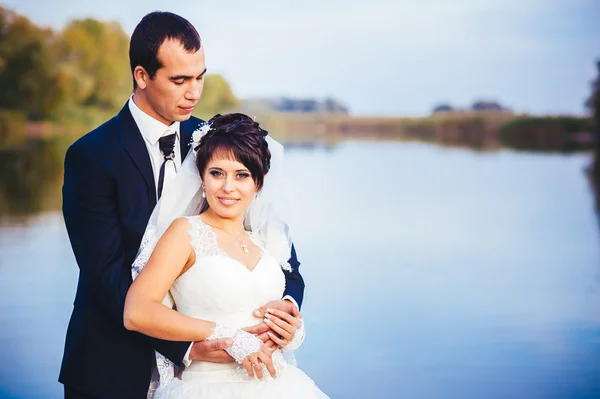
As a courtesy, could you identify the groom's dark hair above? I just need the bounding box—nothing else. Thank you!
[129,11,202,89]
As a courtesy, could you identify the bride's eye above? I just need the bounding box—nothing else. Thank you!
[210,170,224,177]
[236,173,250,179]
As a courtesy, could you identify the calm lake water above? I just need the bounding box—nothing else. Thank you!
[1,140,599,398]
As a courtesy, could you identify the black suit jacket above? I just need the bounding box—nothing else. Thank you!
[59,103,305,399]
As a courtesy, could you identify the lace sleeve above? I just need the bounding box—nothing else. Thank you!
[206,324,262,363]
[281,318,305,352]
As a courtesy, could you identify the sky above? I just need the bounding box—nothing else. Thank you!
[3,0,599,116]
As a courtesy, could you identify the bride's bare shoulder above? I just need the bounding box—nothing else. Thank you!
[166,217,195,237]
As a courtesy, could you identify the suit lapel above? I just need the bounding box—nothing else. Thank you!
[117,102,157,206]
[117,105,203,207]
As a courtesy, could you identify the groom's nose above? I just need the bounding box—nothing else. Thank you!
[186,81,202,101]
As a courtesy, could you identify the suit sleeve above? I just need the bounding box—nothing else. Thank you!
[62,143,190,365]
[282,244,306,309]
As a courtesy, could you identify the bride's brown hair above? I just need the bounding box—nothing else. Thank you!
[194,113,271,191]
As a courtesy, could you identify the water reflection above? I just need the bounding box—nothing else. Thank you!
[285,142,600,398]
[0,137,599,398]
[0,139,67,220]
[1,134,599,229]
[590,156,600,230]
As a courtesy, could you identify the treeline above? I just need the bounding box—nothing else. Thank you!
[499,116,593,152]
[432,100,509,113]
[252,111,593,154]
[0,7,238,128]
[586,60,600,213]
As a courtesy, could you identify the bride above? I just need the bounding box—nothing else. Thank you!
[123,113,328,398]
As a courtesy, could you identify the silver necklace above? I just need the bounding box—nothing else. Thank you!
[204,216,249,254]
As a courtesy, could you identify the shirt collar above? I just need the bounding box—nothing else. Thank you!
[128,94,180,145]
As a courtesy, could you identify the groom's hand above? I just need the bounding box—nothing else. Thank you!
[189,338,235,363]
[253,299,295,319]
[243,322,277,350]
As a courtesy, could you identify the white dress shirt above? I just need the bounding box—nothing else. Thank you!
[128,96,194,364]
[128,96,181,199]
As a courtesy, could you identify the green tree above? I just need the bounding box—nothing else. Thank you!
[0,8,241,126]
[0,7,64,119]
[586,60,600,214]
[587,61,600,152]
[55,18,130,110]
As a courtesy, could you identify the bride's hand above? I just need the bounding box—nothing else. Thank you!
[242,322,277,350]
[241,344,276,380]
[264,307,302,347]
[253,299,295,319]
[244,299,299,349]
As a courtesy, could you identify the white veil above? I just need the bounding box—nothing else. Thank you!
[132,134,293,278]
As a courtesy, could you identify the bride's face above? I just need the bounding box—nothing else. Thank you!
[202,155,257,220]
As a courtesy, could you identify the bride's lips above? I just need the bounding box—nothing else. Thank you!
[217,197,240,206]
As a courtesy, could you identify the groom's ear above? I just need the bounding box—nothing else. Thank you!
[133,66,149,90]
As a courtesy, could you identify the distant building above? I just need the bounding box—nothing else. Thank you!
[240,97,349,115]
[471,100,508,112]
[431,100,511,115]
[432,103,454,113]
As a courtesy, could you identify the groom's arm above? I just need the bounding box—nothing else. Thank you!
[63,141,191,365]
[282,244,305,309]
[244,245,304,350]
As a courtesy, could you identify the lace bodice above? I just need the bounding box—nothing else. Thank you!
[172,217,286,378]
[143,216,290,397]
[170,216,285,326]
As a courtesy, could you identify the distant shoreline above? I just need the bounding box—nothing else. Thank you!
[10,111,595,154]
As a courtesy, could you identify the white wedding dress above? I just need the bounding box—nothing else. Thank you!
[153,215,328,398]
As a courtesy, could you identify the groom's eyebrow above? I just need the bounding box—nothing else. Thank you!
[169,68,208,81]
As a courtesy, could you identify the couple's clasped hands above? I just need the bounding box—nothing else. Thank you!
[189,300,303,379]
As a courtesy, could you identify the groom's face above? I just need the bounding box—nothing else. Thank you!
[137,39,206,125]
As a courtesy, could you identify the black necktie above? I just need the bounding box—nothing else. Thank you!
[157,133,177,199]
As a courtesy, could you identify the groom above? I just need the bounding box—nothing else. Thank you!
[60,11,305,399]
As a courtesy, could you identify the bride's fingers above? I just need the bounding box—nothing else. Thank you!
[267,308,302,328]
[258,350,277,378]
[264,338,277,350]
[265,311,295,329]
[252,355,264,380]
[264,315,294,340]
[256,332,270,343]
[267,331,289,347]
[242,321,269,335]
[242,358,254,378]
